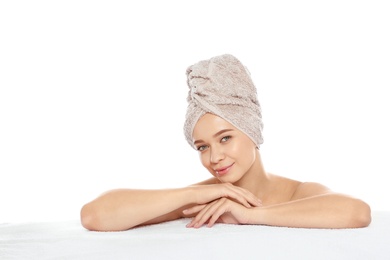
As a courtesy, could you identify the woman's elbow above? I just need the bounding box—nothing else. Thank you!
[80,203,103,231]
[348,200,371,228]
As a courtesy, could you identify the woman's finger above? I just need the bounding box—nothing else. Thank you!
[192,184,261,208]
[206,200,229,227]
[224,184,262,207]
[182,204,206,215]
[191,199,227,228]
[186,201,218,228]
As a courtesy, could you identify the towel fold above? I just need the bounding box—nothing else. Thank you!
[184,54,264,149]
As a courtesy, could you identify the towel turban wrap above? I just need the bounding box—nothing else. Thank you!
[184,54,264,149]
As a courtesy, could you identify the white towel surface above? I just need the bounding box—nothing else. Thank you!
[1,211,389,260]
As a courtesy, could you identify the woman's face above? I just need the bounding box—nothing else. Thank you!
[192,113,257,183]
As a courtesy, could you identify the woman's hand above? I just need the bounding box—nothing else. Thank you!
[189,183,262,208]
[183,197,257,228]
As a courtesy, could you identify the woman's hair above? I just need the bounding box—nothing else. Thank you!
[184,54,264,149]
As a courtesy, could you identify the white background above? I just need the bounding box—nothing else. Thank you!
[1,1,389,224]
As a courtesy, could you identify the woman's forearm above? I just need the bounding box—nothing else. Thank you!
[80,188,194,231]
[80,183,262,231]
[248,194,371,229]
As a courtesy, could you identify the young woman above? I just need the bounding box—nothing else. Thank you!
[80,54,371,231]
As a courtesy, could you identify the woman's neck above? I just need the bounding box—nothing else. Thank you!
[233,150,271,199]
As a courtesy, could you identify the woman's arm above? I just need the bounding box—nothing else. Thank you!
[81,188,191,231]
[248,193,371,228]
[80,183,262,231]
[184,182,371,229]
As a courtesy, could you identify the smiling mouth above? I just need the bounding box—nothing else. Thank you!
[215,163,234,177]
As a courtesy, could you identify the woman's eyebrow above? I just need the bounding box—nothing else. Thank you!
[213,129,234,138]
[194,129,234,145]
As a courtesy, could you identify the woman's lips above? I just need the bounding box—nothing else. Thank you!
[215,163,234,177]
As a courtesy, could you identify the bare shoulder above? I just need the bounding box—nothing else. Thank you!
[291,181,332,200]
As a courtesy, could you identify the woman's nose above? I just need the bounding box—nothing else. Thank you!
[210,146,224,164]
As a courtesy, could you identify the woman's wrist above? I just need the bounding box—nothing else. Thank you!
[247,206,266,225]
[183,185,211,205]
[182,186,198,205]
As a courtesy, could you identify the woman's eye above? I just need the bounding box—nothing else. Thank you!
[221,136,231,142]
[197,145,207,151]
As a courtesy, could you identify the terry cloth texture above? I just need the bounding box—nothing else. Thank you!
[184,54,264,149]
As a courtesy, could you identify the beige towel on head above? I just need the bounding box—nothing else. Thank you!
[184,54,264,149]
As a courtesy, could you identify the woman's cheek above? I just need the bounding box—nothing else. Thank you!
[199,153,207,166]
[200,153,215,176]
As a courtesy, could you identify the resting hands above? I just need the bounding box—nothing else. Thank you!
[184,197,254,228]
[189,183,261,208]
[184,183,262,228]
